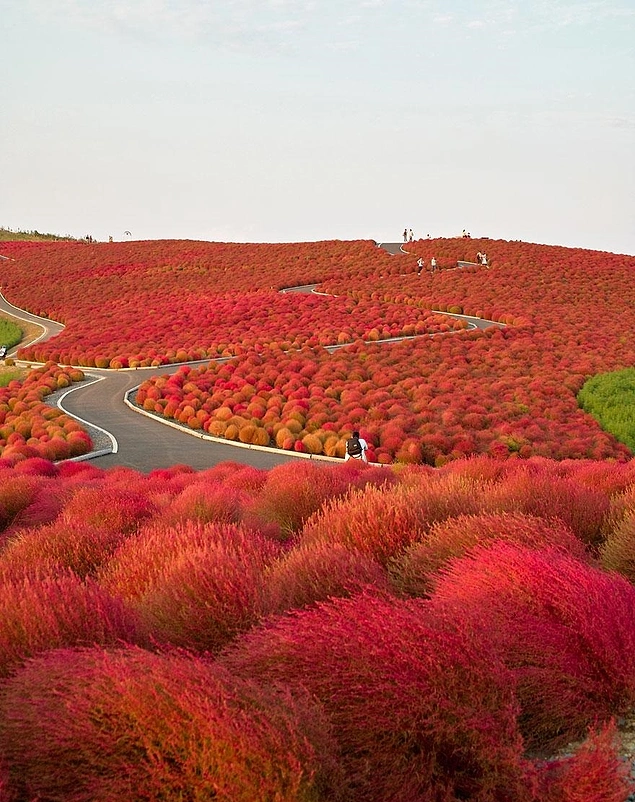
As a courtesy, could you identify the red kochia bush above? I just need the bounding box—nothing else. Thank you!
[220,593,532,802]
[59,485,156,535]
[160,480,247,525]
[298,472,491,565]
[0,573,142,677]
[389,512,590,598]
[244,461,359,539]
[491,471,611,548]
[429,543,635,750]
[263,541,392,615]
[0,520,132,582]
[99,521,280,652]
[297,484,430,565]
[0,646,346,802]
[538,721,634,802]
[0,765,11,802]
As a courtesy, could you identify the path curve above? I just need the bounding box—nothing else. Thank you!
[0,268,502,471]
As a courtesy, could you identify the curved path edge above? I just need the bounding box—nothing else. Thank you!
[0,283,503,471]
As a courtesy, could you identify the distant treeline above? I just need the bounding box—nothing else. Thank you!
[0,227,76,242]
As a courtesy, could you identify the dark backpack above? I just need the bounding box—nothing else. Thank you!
[346,436,363,457]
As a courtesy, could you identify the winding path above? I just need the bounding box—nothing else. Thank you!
[0,250,500,472]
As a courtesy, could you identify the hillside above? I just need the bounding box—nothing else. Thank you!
[0,236,632,465]
[0,226,76,242]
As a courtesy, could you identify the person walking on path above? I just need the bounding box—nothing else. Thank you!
[417,257,425,274]
[403,229,408,243]
[408,228,414,242]
[345,431,368,463]
[430,257,437,272]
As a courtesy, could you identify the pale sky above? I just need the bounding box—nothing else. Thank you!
[2,1,634,253]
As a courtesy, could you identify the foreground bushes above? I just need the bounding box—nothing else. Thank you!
[0,455,634,799]
[0,647,344,802]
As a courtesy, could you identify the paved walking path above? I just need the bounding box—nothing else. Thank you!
[0,263,500,471]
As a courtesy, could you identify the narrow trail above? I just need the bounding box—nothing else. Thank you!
[0,249,500,472]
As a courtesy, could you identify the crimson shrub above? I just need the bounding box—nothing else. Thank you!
[390,512,589,597]
[0,646,346,802]
[221,592,532,802]
[0,573,143,677]
[429,543,635,750]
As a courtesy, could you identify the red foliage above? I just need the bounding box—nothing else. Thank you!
[298,483,430,564]
[429,543,635,750]
[538,722,634,802]
[0,646,345,802]
[220,592,532,802]
[2,237,635,464]
[390,512,590,597]
[59,485,156,534]
[263,541,391,614]
[98,520,280,652]
[0,363,91,462]
[490,469,611,547]
[161,480,247,525]
[0,573,143,677]
[244,460,363,539]
[299,471,494,564]
[0,519,132,582]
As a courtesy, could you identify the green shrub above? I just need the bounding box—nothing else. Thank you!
[578,368,635,453]
[0,317,22,351]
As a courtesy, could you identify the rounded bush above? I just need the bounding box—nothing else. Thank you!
[264,541,391,614]
[390,512,589,597]
[221,592,530,802]
[429,542,635,750]
[0,573,143,677]
[0,646,346,802]
[600,512,635,581]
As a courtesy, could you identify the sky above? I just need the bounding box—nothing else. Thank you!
[1,0,634,253]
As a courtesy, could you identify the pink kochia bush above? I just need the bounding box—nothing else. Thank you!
[389,512,590,598]
[0,646,345,802]
[220,592,533,802]
[428,542,635,750]
[98,521,281,652]
[0,572,142,678]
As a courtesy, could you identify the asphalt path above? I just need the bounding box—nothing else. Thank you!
[0,257,500,471]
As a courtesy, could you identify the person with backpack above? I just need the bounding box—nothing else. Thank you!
[345,430,368,463]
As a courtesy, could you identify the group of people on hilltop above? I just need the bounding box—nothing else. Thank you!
[403,229,433,242]
[416,256,437,274]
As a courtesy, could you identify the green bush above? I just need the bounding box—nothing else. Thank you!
[0,316,22,350]
[578,368,635,453]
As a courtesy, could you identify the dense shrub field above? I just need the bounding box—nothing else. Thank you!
[1,236,634,463]
[0,362,91,463]
[1,455,635,799]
